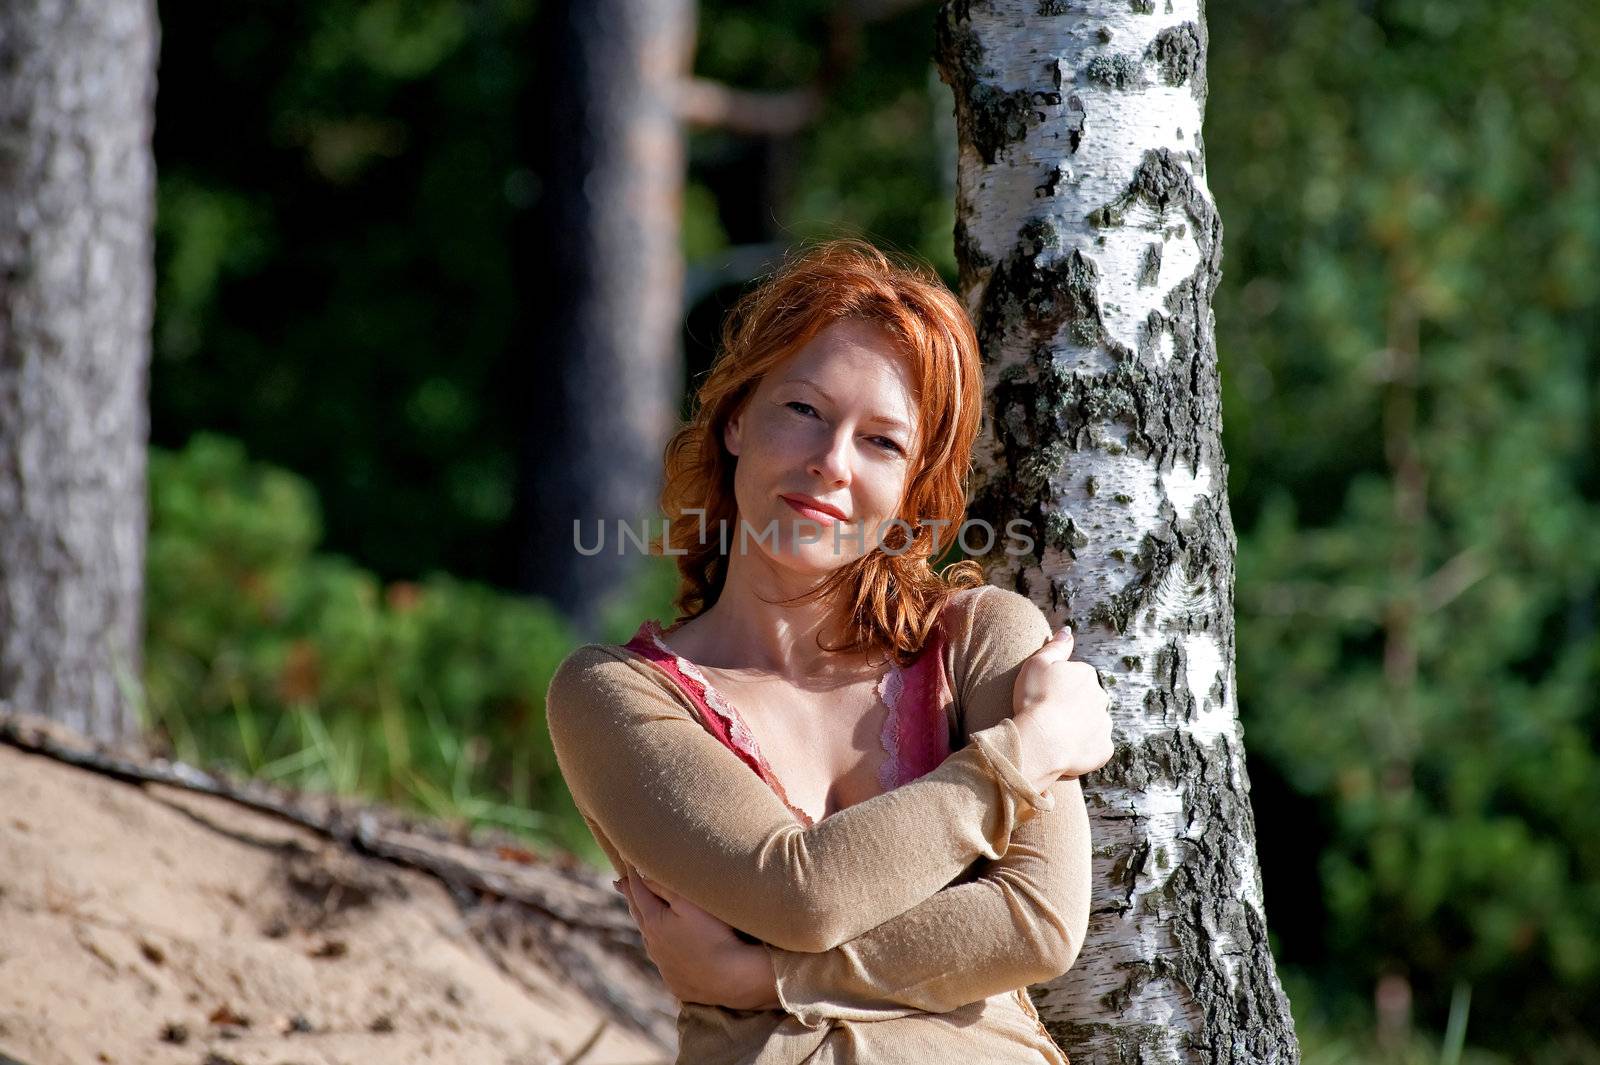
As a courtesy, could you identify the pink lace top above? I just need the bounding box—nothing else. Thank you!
[622,619,954,828]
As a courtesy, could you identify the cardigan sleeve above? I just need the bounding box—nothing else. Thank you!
[764,779,1090,1022]
[544,611,1057,954]
[765,586,1094,1022]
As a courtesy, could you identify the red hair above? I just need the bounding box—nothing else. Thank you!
[655,238,984,665]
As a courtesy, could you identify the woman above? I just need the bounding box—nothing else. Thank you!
[545,239,1113,1063]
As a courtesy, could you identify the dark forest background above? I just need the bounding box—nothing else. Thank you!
[141,1,1600,1061]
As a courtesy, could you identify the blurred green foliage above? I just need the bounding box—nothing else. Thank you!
[145,0,1599,1058]
[152,0,532,584]
[1207,0,1600,1045]
[143,434,599,860]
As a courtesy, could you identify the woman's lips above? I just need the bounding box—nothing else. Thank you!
[781,496,843,525]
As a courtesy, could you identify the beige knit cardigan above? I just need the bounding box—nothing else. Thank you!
[545,584,1092,1063]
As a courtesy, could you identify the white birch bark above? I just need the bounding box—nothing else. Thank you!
[0,0,159,744]
[936,2,1299,1060]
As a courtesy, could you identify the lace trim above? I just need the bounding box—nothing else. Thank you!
[638,620,815,827]
[633,619,945,820]
[641,622,763,762]
[875,662,909,792]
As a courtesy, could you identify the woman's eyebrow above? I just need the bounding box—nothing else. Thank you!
[787,378,912,433]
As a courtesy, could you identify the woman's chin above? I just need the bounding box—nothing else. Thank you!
[766,542,863,577]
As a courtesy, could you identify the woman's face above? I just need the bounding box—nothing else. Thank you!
[724,318,921,576]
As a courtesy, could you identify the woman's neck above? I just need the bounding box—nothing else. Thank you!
[669,549,861,683]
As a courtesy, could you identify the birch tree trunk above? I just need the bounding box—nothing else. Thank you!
[936,2,1299,1060]
[0,0,159,744]
[513,0,690,634]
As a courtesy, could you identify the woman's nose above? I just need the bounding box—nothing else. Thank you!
[808,431,853,486]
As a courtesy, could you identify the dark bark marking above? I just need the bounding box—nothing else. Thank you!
[1146,639,1198,723]
[1094,152,1227,445]
[971,84,1048,164]
[1086,53,1144,90]
[1088,488,1234,636]
[1138,242,1163,287]
[1065,93,1087,152]
[976,216,1110,350]
[1207,668,1228,714]
[970,354,1072,575]
[937,4,1061,165]
[953,213,994,278]
[1053,1022,1189,1064]
[1088,148,1219,260]
[1037,163,1073,198]
[1150,22,1205,98]
[1107,839,1151,912]
[1045,511,1091,556]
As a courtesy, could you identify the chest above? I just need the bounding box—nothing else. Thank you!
[697,670,893,823]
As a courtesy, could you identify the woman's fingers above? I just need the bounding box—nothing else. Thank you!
[616,877,643,926]
[638,872,675,901]
[613,864,658,928]
[1033,626,1075,660]
[626,867,668,922]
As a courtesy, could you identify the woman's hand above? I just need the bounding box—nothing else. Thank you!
[1012,626,1114,790]
[615,865,782,1012]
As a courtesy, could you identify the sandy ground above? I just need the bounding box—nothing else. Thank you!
[0,743,675,1065]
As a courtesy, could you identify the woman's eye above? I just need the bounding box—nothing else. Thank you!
[784,401,901,454]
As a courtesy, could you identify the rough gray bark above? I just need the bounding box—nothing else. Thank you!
[515,0,691,635]
[0,0,159,744]
[935,2,1299,1061]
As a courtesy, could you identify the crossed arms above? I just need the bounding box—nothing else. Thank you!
[545,585,1091,1022]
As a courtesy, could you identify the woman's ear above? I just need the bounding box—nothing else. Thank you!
[723,409,743,457]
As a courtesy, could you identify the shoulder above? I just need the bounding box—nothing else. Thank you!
[936,585,1053,733]
[941,584,1053,644]
[548,642,623,686]
[939,585,1054,693]
[544,641,684,732]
